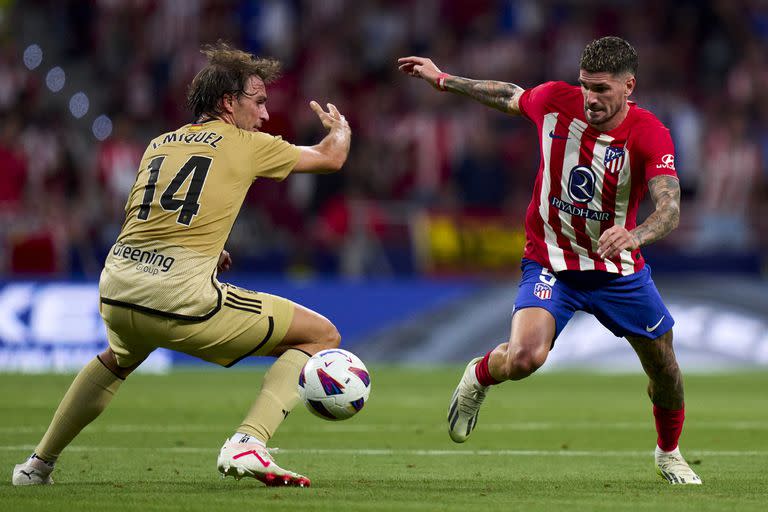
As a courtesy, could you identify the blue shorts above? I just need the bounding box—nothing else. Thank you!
[514,259,674,343]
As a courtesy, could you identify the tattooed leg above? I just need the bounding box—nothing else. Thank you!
[627,330,684,409]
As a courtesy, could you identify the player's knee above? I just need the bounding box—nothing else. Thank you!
[499,346,547,380]
[317,319,341,349]
[98,348,140,379]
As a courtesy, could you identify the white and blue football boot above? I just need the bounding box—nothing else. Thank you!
[447,357,488,443]
[655,446,702,485]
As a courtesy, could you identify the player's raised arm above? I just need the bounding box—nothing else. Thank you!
[293,101,351,174]
[397,56,525,115]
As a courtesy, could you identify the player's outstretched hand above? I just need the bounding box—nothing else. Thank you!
[217,250,232,273]
[310,101,349,133]
[397,56,443,88]
[598,226,640,259]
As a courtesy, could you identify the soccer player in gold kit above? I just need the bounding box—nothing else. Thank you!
[12,43,351,488]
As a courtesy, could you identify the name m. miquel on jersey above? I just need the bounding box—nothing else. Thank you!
[151,130,224,150]
[112,241,175,275]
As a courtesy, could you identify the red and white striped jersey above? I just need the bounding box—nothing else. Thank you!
[518,81,677,275]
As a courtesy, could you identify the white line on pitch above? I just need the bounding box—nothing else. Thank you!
[2,421,767,435]
[1,445,767,457]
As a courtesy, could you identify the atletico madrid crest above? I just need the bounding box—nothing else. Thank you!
[533,283,552,300]
[604,145,625,173]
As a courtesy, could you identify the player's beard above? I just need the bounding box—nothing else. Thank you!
[585,104,613,129]
[585,105,604,121]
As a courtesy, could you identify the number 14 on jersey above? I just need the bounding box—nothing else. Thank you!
[137,155,212,226]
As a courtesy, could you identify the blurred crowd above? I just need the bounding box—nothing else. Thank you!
[0,0,766,278]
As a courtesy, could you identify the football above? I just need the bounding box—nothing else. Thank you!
[298,349,371,421]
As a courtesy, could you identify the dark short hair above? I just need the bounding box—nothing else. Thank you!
[186,41,281,118]
[579,36,638,76]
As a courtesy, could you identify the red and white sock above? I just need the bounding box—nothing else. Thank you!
[474,351,500,387]
[653,403,685,452]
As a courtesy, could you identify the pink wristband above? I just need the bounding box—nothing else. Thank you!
[436,72,450,91]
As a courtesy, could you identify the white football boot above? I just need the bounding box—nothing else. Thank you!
[217,439,310,487]
[447,357,489,443]
[12,454,54,486]
[655,446,702,485]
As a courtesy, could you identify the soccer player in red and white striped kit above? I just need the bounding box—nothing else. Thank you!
[399,36,701,485]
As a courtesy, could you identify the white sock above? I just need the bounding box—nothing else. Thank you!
[229,432,265,445]
[655,445,681,456]
[31,453,55,468]
[467,363,484,388]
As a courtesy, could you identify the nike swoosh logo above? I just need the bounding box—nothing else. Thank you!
[645,316,665,332]
[548,130,568,140]
[324,361,333,367]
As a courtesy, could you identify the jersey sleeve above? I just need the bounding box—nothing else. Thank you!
[518,81,565,121]
[634,121,677,182]
[249,132,301,181]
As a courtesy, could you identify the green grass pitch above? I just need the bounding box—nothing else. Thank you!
[1,368,767,511]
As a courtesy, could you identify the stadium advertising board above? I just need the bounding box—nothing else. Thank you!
[0,279,478,373]
[0,283,170,373]
[412,212,526,275]
[3,279,765,372]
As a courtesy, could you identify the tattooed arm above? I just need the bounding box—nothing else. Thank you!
[397,56,525,115]
[443,76,524,114]
[632,175,681,246]
[598,175,681,259]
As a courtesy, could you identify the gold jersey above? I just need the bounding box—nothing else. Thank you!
[99,120,300,320]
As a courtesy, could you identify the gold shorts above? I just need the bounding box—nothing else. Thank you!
[100,284,295,367]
